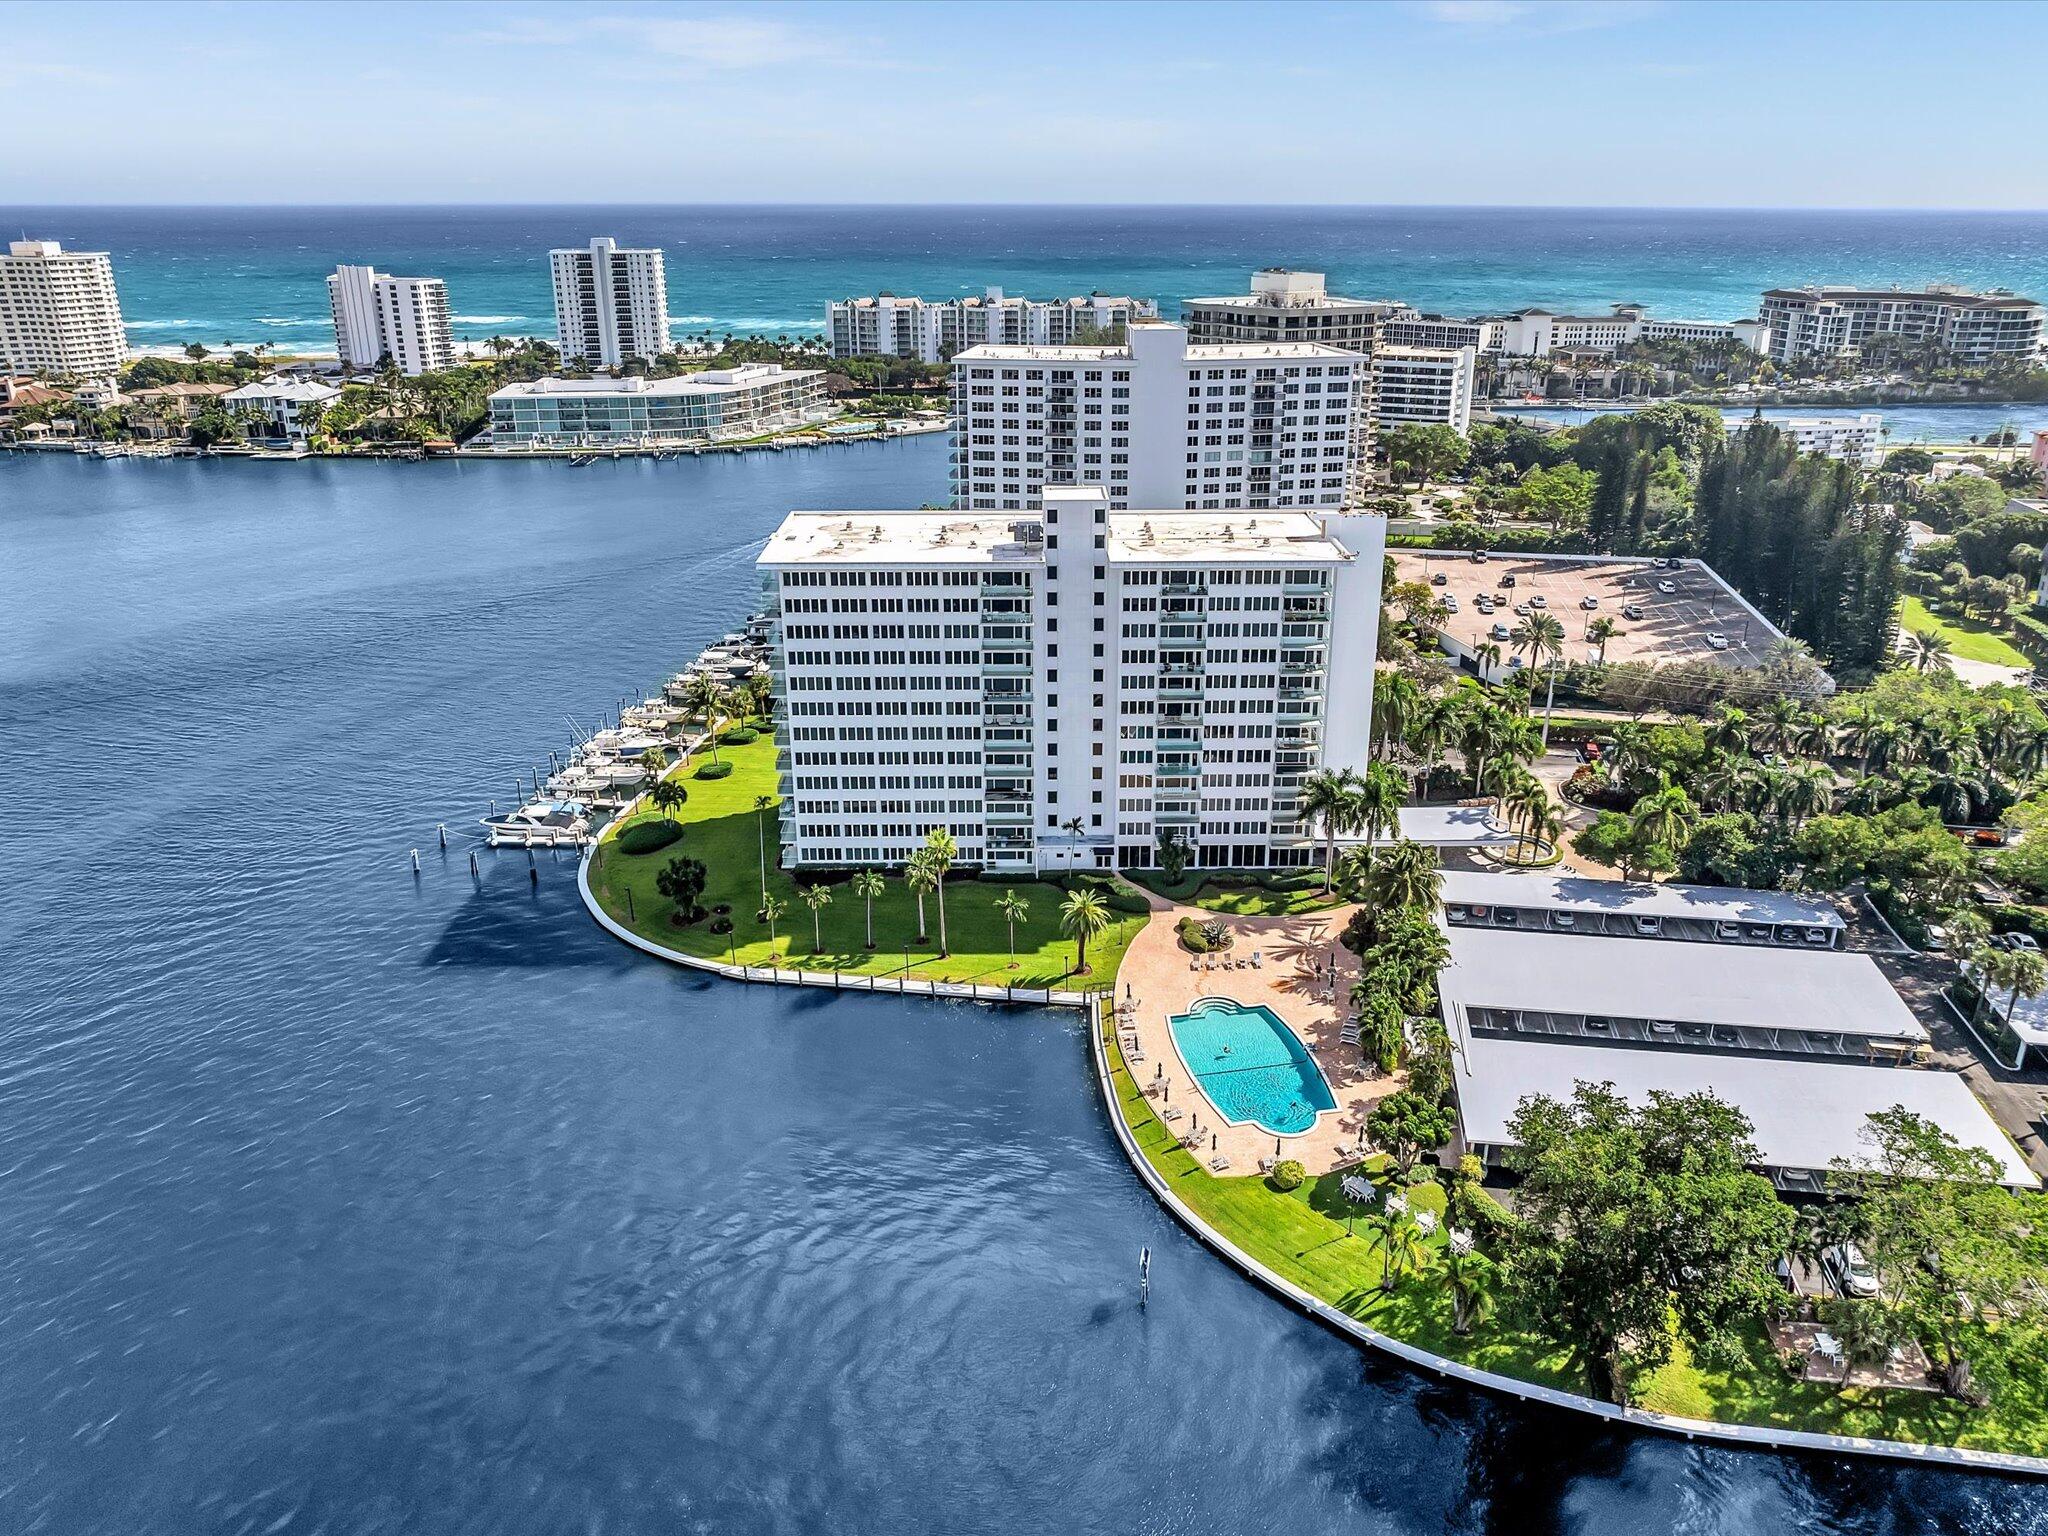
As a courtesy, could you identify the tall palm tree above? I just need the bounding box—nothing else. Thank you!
[1356,761,1405,849]
[1586,615,1618,664]
[1458,703,1503,798]
[1706,704,1751,759]
[1628,776,1699,858]
[1833,701,1880,768]
[648,779,688,821]
[1373,671,1422,756]
[1364,1193,1429,1294]
[1059,888,1111,976]
[2001,949,2048,1034]
[1756,696,1804,757]
[995,889,1030,968]
[639,745,670,788]
[1503,773,1556,860]
[799,882,832,954]
[1508,612,1564,672]
[682,674,726,765]
[761,893,786,955]
[904,851,937,944]
[922,827,958,956]
[850,868,885,950]
[1776,762,1835,829]
[1299,766,1363,894]
[1902,629,1953,674]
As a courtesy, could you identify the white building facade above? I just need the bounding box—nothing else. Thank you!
[828,287,1159,361]
[949,321,1362,513]
[1736,412,1885,466]
[550,238,672,368]
[327,265,455,375]
[487,365,826,447]
[1758,285,2045,366]
[761,487,1385,876]
[1179,270,1398,351]
[0,240,129,377]
[1493,305,1768,358]
[1371,345,1475,434]
[223,378,343,444]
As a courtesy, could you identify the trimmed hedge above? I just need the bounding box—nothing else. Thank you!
[616,818,684,855]
[1066,873,1152,915]
[695,761,734,780]
[718,726,761,746]
[1270,1159,1306,1192]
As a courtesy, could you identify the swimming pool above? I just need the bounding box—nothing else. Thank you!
[1166,997,1337,1137]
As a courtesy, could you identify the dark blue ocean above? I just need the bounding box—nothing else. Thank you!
[1,437,2042,1533]
[7,204,2048,358]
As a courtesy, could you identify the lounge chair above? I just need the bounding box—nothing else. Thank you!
[1252,952,1263,969]
[1209,1155,1232,1173]
[1163,1106,1184,1123]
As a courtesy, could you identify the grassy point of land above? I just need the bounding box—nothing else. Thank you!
[1097,1011,2048,1454]
[1900,593,2031,668]
[588,730,1146,991]
[1130,869,1347,917]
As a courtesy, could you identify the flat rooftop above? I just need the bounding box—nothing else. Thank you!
[1439,871,1842,929]
[760,507,1359,567]
[1393,552,1790,673]
[1440,926,1924,1043]
[1455,1034,2035,1186]
[491,367,819,401]
[951,340,1360,363]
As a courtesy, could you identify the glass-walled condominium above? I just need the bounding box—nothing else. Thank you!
[487,365,825,447]
[759,487,1385,876]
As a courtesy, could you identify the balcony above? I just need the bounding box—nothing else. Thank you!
[1281,624,1327,645]
[1155,803,1199,825]
[1159,622,1205,642]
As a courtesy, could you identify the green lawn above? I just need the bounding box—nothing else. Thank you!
[588,730,1147,991]
[1098,1014,2048,1454]
[1130,868,1347,916]
[1901,594,2031,668]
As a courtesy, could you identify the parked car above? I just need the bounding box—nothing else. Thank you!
[1430,571,1448,586]
[1512,601,1531,616]
[1706,632,1730,650]
[1657,580,1678,594]
[1633,915,1661,936]
[1821,1242,1882,1299]
[1498,573,1517,588]
[1580,595,1599,610]
[1715,920,1742,940]
[1489,623,1512,641]
[1528,593,1547,608]
[1575,740,1603,763]
[1442,595,1460,613]
[2009,933,2040,953]
[1471,549,1490,563]
[1622,603,1644,620]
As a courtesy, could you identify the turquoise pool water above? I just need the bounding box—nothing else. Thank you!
[1167,997,1337,1137]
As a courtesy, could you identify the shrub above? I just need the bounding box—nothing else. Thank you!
[708,916,734,935]
[1176,915,1213,952]
[616,818,683,855]
[718,726,760,746]
[1270,1160,1306,1192]
[695,760,734,780]
[1065,873,1150,914]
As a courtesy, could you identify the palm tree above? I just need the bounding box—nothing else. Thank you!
[638,746,670,788]
[1356,761,1405,849]
[850,868,885,950]
[1777,762,1835,829]
[2001,949,2047,1034]
[799,882,832,954]
[1586,615,1619,664]
[753,794,774,903]
[1373,671,1422,755]
[1508,612,1563,672]
[904,851,937,944]
[683,674,727,765]
[760,893,786,955]
[1931,765,1991,824]
[1503,773,1556,860]
[1299,766,1363,894]
[996,889,1030,968]
[1059,888,1112,976]
[1628,777,1698,863]
[1440,1230,1498,1336]
[1706,704,1750,759]
[648,779,688,821]
[1756,696,1803,757]
[1902,628,1953,674]
[1364,1192,1429,1294]
[922,827,957,956]
[1458,703,1503,798]
[1364,839,1443,916]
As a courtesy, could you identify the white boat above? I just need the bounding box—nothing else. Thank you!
[577,727,672,762]
[481,799,591,847]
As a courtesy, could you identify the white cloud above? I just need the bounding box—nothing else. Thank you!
[480,12,858,70]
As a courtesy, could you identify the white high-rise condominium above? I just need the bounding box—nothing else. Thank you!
[760,486,1386,876]
[550,238,672,368]
[1371,345,1476,435]
[1758,285,2045,366]
[828,288,1160,361]
[949,321,1363,513]
[1179,270,1400,350]
[0,240,128,377]
[326,265,455,375]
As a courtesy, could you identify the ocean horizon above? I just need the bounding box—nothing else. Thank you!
[7,203,2048,359]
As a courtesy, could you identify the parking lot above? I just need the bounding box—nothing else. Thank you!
[1392,552,1781,672]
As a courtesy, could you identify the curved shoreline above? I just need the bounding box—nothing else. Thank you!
[1083,998,2048,1479]
[574,818,2047,1475]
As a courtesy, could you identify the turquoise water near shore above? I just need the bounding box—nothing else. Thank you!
[6,204,2048,357]
[1500,402,2048,444]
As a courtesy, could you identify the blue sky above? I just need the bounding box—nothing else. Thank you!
[3,0,2042,208]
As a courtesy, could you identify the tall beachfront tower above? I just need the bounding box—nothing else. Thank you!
[326,265,455,375]
[827,288,1160,361]
[0,239,128,377]
[948,320,1365,514]
[549,238,672,368]
[759,486,1385,876]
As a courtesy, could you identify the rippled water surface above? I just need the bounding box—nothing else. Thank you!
[3,441,2044,1533]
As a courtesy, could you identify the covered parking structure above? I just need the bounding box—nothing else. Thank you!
[1439,926,1923,1061]
[1454,1033,2037,1191]
[1440,871,1843,948]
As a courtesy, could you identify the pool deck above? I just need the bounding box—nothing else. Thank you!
[1113,901,1402,1175]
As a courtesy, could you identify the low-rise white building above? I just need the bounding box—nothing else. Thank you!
[1379,312,1499,353]
[1371,344,1475,434]
[1733,412,1884,465]
[950,320,1363,513]
[828,287,1158,361]
[223,378,342,444]
[0,239,129,377]
[487,365,827,447]
[327,264,455,375]
[760,485,1385,875]
[1494,304,1768,358]
[1760,284,2045,366]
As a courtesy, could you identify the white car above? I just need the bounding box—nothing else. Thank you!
[1442,595,1460,613]
[1489,623,1512,641]
[1822,1242,1881,1299]
[1656,580,1678,595]
[1528,593,1547,608]
[1580,595,1599,610]
[1706,632,1729,650]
